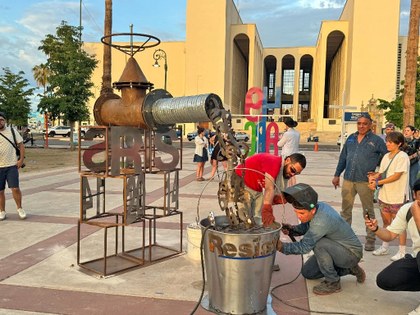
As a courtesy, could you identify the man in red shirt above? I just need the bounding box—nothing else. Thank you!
[235,152,306,227]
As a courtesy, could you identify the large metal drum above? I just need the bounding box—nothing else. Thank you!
[201,216,280,314]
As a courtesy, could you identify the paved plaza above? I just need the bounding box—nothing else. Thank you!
[0,145,418,315]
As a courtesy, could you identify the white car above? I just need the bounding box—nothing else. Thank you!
[234,132,249,142]
[43,126,71,137]
[44,126,87,137]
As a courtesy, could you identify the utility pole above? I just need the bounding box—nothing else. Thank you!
[79,0,82,41]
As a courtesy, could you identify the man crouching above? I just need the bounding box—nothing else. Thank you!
[277,183,365,295]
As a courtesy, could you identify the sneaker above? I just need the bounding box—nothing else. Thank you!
[408,303,420,315]
[0,211,6,221]
[364,240,375,251]
[313,280,342,295]
[349,264,366,283]
[390,251,405,261]
[372,246,389,256]
[17,208,26,220]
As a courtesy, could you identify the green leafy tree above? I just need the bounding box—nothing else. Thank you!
[0,67,35,127]
[378,57,420,129]
[37,21,98,147]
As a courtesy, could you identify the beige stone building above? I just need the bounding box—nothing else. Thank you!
[85,0,408,139]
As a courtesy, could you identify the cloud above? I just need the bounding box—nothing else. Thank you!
[238,0,343,47]
[17,1,80,37]
[298,0,345,9]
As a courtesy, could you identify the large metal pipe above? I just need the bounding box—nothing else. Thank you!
[93,56,223,130]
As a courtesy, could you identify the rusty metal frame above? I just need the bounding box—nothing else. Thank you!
[143,206,183,262]
[77,125,184,276]
[77,214,145,277]
[78,126,109,175]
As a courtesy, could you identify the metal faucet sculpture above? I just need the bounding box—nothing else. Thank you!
[94,28,255,229]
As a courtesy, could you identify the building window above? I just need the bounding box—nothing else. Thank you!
[396,43,402,95]
[268,72,275,102]
[282,69,294,95]
[299,70,311,92]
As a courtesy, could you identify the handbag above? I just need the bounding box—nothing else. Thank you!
[0,127,25,168]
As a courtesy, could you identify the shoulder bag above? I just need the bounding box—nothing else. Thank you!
[0,127,25,168]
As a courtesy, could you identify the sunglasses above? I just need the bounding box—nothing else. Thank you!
[290,165,300,176]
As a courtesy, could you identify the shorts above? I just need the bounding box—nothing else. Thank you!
[193,148,209,163]
[378,200,404,215]
[0,165,20,190]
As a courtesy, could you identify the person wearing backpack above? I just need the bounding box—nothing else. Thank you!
[0,112,26,220]
[365,178,420,315]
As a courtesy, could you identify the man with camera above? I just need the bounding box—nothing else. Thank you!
[0,112,26,220]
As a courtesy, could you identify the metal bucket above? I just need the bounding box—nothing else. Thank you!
[200,216,280,314]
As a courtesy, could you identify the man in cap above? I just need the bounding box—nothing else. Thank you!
[0,112,26,220]
[277,183,365,295]
[380,122,395,142]
[235,152,306,227]
[332,113,387,251]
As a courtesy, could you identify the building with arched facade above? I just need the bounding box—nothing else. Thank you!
[85,0,406,139]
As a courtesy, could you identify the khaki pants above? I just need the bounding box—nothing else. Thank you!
[341,180,376,242]
[245,187,263,225]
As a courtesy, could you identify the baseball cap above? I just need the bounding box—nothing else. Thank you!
[282,183,318,210]
[385,123,395,129]
[0,112,6,119]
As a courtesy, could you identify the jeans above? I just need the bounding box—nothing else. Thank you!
[341,180,376,242]
[377,253,420,292]
[302,238,360,283]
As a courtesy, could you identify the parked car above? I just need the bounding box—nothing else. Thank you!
[82,127,104,139]
[234,131,249,142]
[337,132,349,146]
[43,126,89,138]
[187,131,197,141]
[43,126,72,137]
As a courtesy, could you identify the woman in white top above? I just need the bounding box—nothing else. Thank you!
[277,117,300,186]
[368,131,410,261]
[193,126,209,181]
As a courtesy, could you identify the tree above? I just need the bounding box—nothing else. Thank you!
[32,63,50,95]
[378,57,420,129]
[0,67,35,127]
[38,21,98,148]
[403,0,420,126]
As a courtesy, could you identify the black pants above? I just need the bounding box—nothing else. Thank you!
[376,253,420,291]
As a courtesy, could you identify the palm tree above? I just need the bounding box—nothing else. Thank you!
[32,63,50,94]
[403,0,420,127]
[32,63,51,147]
[101,0,113,95]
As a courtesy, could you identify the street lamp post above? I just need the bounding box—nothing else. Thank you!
[153,48,168,90]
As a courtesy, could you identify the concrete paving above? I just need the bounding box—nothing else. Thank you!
[0,145,418,315]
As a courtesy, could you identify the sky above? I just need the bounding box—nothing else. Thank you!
[0,0,412,94]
